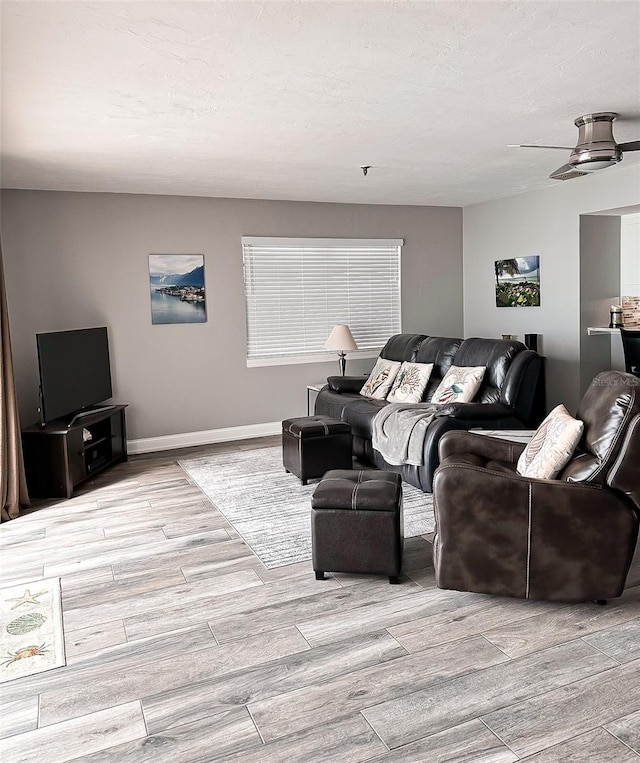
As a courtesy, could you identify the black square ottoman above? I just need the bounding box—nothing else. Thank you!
[311,470,404,583]
[282,416,352,485]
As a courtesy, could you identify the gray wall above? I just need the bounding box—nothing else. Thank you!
[579,215,620,394]
[463,165,640,412]
[1,191,462,440]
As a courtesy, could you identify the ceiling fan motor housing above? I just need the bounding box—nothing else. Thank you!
[569,112,622,169]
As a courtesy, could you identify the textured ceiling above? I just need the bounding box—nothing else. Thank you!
[1,1,639,206]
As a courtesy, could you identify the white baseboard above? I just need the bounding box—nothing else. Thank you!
[127,421,281,455]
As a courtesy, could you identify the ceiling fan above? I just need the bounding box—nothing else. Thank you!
[510,112,640,181]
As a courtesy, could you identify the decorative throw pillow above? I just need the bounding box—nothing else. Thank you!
[360,358,401,400]
[431,366,486,404]
[517,404,584,480]
[386,362,434,403]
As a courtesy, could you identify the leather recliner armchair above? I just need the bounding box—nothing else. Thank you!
[433,371,640,602]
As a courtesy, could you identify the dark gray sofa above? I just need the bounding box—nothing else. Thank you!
[314,333,545,492]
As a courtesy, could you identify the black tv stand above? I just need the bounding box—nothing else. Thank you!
[22,405,128,498]
[67,404,117,428]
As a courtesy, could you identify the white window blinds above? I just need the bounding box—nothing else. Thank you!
[242,237,402,365]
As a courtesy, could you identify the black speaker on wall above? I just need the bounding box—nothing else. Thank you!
[524,334,540,352]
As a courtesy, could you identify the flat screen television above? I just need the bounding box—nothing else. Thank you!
[36,327,113,424]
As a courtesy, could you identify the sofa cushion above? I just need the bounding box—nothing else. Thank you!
[380,334,427,362]
[415,337,462,400]
[453,338,524,404]
[341,397,388,440]
[360,358,401,399]
[517,404,584,480]
[432,366,486,404]
[387,362,433,403]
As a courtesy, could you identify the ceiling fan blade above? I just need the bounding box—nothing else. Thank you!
[618,140,640,152]
[549,164,590,181]
[508,144,573,150]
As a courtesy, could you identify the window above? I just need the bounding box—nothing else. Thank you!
[242,237,402,366]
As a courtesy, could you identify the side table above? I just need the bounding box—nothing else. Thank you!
[307,382,326,415]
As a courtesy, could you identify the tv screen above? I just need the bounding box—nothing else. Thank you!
[36,327,113,423]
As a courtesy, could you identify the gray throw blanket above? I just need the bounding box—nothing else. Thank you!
[372,403,442,466]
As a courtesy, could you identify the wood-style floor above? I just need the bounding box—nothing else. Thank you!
[1,436,639,762]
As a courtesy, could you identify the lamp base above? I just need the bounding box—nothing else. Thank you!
[338,352,347,376]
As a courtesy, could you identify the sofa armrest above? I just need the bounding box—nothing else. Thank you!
[327,375,369,393]
[500,349,545,427]
[434,402,514,421]
[419,412,526,492]
[433,464,639,600]
[438,430,526,464]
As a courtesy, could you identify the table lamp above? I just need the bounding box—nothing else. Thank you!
[325,324,358,376]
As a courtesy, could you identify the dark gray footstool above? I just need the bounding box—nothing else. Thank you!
[282,416,352,485]
[311,470,404,583]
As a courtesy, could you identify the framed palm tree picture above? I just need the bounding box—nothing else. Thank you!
[495,257,540,307]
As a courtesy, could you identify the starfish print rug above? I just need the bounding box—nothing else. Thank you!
[0,577,65,683]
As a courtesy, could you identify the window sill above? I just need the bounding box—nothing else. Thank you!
[247,350,380,368]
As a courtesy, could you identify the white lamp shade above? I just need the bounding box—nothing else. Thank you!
[324,324,358,351]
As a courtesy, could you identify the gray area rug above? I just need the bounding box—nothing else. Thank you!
[179,445,434,569]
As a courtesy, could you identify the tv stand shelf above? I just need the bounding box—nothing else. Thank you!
[22,405,127,498]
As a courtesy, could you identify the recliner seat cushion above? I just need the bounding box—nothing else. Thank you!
[440,451,517,475]
[342,397,388,440]
[312,388,360,421]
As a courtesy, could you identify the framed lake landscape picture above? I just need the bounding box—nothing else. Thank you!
[495,256,540,308]
[149,254,206,324]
